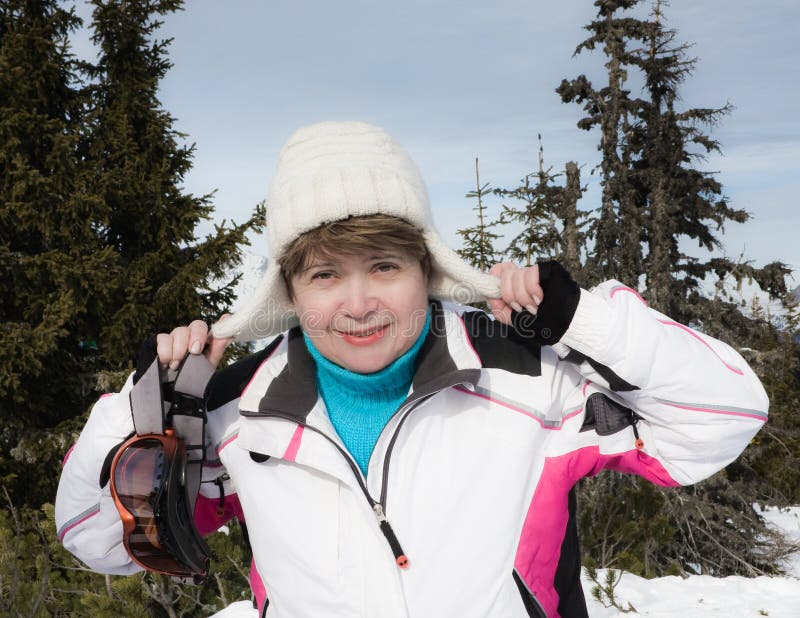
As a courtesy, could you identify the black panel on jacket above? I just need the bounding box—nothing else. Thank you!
[561,348,640,392]
[555,489,589,618]
[412,301,460,389]
[256,328,319,421]
[512,570,547,618]
[580,393,638,435]
[205,335,285,411]
[460,310,542,377]
[506,261,581,346]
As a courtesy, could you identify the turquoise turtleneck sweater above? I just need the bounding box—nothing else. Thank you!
[303,312,430,477]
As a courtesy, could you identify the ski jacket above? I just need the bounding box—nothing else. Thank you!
[55,281,768,618]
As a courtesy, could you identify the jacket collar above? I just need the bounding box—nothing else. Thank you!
[243,301,482,422]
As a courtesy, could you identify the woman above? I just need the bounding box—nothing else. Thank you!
[56,121,768,618]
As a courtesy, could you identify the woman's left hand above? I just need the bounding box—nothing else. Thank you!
[488,263,545,325]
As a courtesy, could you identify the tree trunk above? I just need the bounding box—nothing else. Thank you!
[563,162,582,274]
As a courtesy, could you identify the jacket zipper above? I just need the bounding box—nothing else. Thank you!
[254,411,410,569]
[378,394,434,508]
[256,385,461,570]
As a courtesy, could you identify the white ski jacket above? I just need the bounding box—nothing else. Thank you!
[55,281,768,618]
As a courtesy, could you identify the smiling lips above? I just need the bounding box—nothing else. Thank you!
[339,325,389,346]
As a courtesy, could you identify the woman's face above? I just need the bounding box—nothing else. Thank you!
[290,250,429,374]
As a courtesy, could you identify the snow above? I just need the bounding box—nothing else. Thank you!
[209,601,257,617]
[583,571,798,617]
[209,505,800,617]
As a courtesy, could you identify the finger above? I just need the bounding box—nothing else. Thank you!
[511,268,539,313]
[489,262,522,322]
[187,320,209,355]
[499,266,524,314]
[525,264,544,307]
[489,262,515,279]
[205,333,233,369]
[169,327,190,370]
[487,297,513,325]
[204,314,232,369]
[156,333,173,367]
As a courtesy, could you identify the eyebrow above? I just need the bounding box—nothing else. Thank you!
[367,253,403,261]
[301,253,405,273]
[301,262,333,273]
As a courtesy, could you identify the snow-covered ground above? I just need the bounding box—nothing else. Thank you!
[210,505,800,617]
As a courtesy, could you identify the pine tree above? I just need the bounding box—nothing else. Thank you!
[0,0,118,511]
[560,161,590,282]
[629,1,754,323]
[496,136,563,267]
[84,0,261,368]
[457,158,501,272]
[1,2,258,613]
[557,0,797,579]
[556,0,644,287]
[559,0,790,327]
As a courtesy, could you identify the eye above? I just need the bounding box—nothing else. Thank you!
[310,270,335,281]
[374,262,399,273]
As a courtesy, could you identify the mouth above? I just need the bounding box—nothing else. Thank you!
[337,325,389,346]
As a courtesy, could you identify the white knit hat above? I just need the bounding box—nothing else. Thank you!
[212,121,501,342]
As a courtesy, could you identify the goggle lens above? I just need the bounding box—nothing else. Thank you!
[111,435,209,577]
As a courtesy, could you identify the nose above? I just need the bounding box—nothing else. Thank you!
[341,274,378,320]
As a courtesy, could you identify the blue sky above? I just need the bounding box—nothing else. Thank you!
[70,0,800,285]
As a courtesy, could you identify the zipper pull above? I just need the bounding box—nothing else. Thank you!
[214,474,229,517]
[373,504,409,569]
[630,413,644,450]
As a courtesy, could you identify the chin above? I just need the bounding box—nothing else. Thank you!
[334,347,395,374]
[342,357,392,374]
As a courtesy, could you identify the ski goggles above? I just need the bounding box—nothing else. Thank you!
[110,429,210,579]
[109,352,216,581]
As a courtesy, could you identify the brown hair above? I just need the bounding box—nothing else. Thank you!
[280,214,431,295]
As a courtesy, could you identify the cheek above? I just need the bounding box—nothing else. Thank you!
[394,283,429,325]
[292,291,332,332]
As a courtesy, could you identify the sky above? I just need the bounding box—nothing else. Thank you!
[69,0,800,289]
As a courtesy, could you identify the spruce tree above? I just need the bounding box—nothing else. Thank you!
[457,158,500,272]
[629,1,752,323]
[496,136,563,267]
[1,2,258,613]
[559,0,796,579]
[0,0,117,510]
[558,0,790,327]
[556,0,644,287]
[560,161,590,282]
[84,0,260,368]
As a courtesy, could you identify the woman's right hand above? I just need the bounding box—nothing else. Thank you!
[156,318,233,371]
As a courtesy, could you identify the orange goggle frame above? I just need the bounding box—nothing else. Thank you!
[109,429,210,580]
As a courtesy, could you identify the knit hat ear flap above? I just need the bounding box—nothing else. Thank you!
[422,230,500,304]
[212,261,298,342]
[211,121,500,342]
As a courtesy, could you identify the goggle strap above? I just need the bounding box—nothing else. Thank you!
[174,354,216,399]
[128,353,215,518]
[185,459,203,515]
[130,358,166,435]
[172,414,206,514]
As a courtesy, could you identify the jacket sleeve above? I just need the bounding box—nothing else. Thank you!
[54,373,141,575]
[54,373,239,575]
[546,280,768,487]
